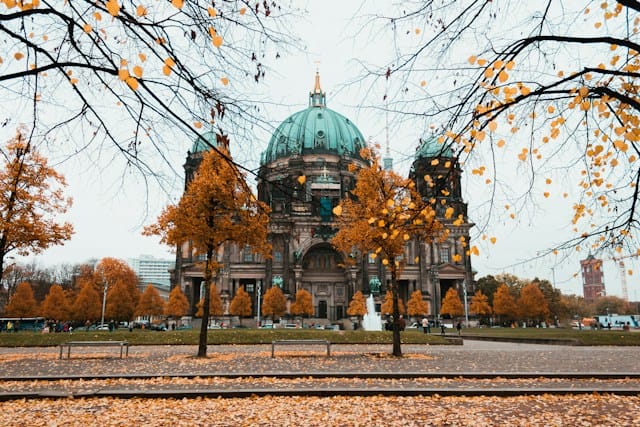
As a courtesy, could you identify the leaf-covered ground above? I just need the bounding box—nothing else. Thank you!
[0,394,637,426]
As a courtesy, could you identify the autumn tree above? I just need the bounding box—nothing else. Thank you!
[333,147,443,356]
[4,281,37,317]
[518,283,551,323]
[136,285,166,319]
[290,289,314,327]
[1,2,296,187]
[406,290,429,319]
[592,295,633,316]
[469,290,492,324]
[71,282,101,324]
[346,290,368,324]
[40,284,69,321]
[97,258,140,323]
[145,146,270,357]
[0,127,73,284]
[380,290,406,316]
[262,286,287,321]
[229,286,252,318]
[493,284,518,324]
[196,284,224,323]
[165,286,189,319]
[440,288,464,320]
[362,1,640,265]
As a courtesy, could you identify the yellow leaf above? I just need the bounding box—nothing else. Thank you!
[94,12,102,21]
[172,0,184,8]
[297,175,306,185]
[208,7,217,17]
[415,28,421,34]
[498,70,509,83]
[220,77,229,86]
[194,121,202,129]
[332,205,342,216]
[470,246,480,256]
[452,254,462,263]
[133,65,143,78]
[138,53,147,62]
[162,65,171,76]
[430,159,439,166]
[136,5,147,16]
[420,80,426,87]
[545,178,552,184]
[212,35,223,48]
[164,57,176,67]
[505,60,515,70]
[382,259,389,265]
[468,55,477,65]
[496,139,505,148]
[69,78,78,85]
[14,52,24,60]
[126,77,139,90]
[105,0,120,16]
[239,7,246,15]
[543,192,550,198]
[444,207,454,219]
[490,237,496,244]
[403,233,410,241]
[488,121,497,132]
[83,24,92,33]
[118,69,129,81]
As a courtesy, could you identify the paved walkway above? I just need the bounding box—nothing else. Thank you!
[1,340,639,378]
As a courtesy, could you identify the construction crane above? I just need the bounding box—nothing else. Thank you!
[611,253,638,302]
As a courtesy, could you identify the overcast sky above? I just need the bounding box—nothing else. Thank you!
[20,1,638,300]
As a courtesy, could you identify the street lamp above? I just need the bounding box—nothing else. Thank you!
[256,280,262,327]
[463,282,469,327]
[430,266,439,324]
[100,281,108,328]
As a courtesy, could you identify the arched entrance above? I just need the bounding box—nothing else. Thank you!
[300,243,348,321]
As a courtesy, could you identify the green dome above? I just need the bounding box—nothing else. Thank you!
[261,73,366,165]
[415,135,453,159]
[191,131,217,153]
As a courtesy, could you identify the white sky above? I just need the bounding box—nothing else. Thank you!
[21,1,639,300]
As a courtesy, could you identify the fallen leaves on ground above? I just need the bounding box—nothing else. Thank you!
[0,395,638,426]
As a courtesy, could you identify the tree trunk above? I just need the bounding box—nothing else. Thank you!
[391,267,402,357]
[197,245,214,357]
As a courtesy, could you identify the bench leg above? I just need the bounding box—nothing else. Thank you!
[327,343,331,357]
[271,343,275,358]
[68,346,71,359]
[59,346,63,360]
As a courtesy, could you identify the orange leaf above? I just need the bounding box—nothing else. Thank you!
[212,35,223,48]
[14,52,24,60]
[220,77,229,86]
[133,65,143,78]
[136,5,147,16]
[172,0,184,8]
[105,0,120,16]
[83,24,92,33]
[239,7,247,15]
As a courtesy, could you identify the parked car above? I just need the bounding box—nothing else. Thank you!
[283,324,299,329]
[259,324,274,329]
[149,323,167,331]
[406,322,420,330]
[324,324,340,331]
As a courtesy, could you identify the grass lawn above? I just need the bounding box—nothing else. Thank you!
[0,326,638,347]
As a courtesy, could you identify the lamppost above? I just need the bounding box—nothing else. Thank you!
[463,282,469,327]
[100,281,108,328]
[430,267,439,325]
[256,280,262,327]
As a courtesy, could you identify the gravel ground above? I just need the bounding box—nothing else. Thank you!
[2,341,640,377]
[2,341,640,426]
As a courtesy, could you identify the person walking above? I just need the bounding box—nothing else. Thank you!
[440,324,445,336]
[421,317,430,334]
[456,321,462,336]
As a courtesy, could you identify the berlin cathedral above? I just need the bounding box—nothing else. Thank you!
[172,73,474,323]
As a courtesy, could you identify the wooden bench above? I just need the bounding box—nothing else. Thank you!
[59,341,130,359]
[271,339,331,357]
